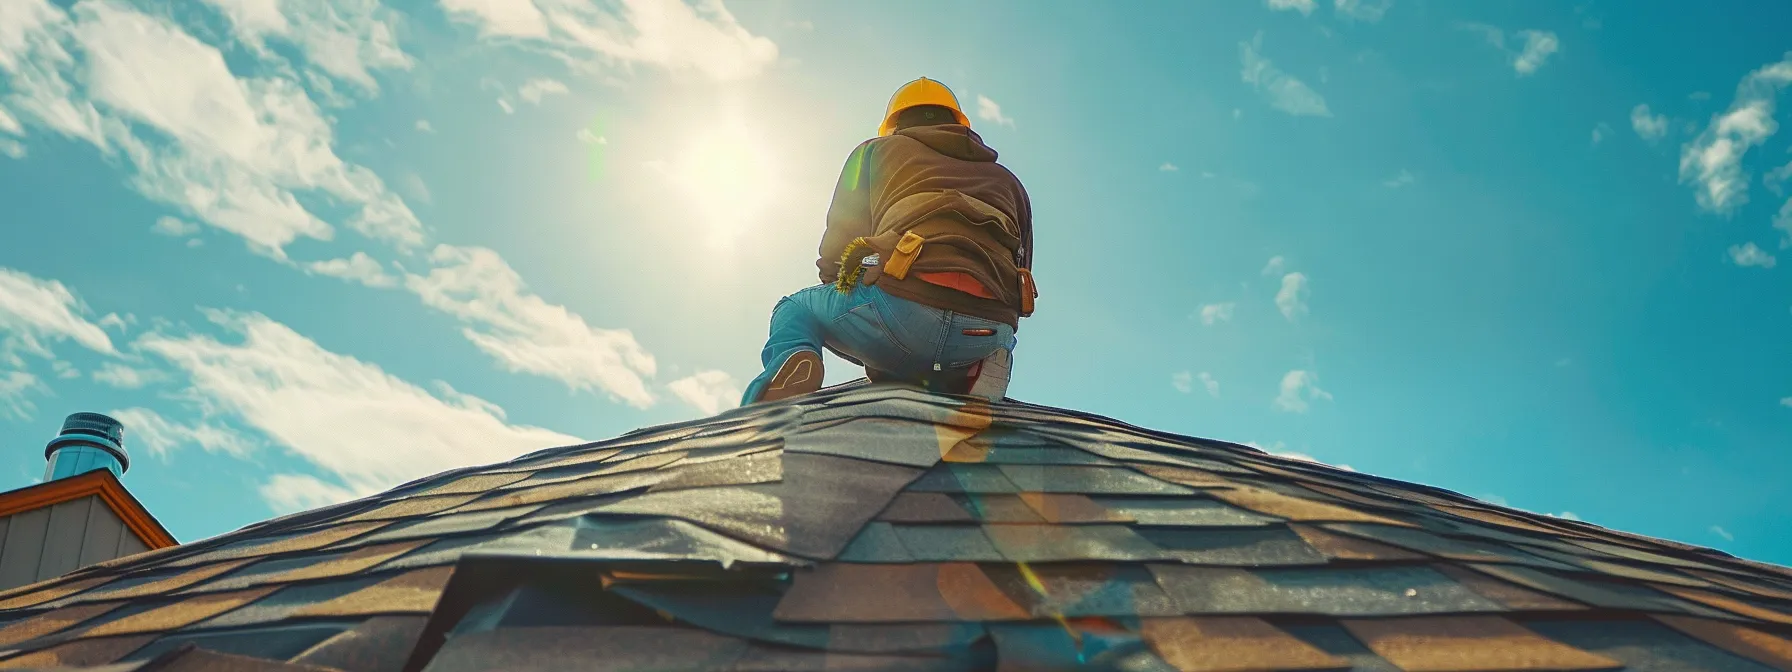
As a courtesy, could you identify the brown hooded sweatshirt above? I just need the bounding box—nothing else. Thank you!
[817,124,1033,328]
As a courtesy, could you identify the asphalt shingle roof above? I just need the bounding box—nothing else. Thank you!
[0,382,1787,670]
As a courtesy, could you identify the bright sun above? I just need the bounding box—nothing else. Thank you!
[668,116,780,245]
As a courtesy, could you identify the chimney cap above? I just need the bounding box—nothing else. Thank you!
[44,412,129,471]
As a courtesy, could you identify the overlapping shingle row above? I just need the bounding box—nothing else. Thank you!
[0,382,1785,670]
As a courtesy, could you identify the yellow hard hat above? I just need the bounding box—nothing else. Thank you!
[879,77,971,136]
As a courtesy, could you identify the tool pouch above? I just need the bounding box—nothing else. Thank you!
[1017,268,1037,317]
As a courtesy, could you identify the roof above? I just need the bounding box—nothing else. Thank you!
[0,469,176,550]
[0,382,1786,671]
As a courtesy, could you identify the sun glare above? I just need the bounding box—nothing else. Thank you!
[667,115,781,246]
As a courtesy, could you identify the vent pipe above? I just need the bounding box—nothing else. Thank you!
[43,412,129,482]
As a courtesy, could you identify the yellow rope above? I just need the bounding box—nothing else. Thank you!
[834,238,872,294]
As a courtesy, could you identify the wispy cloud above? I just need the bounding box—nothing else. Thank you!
[1264,0,1315,16]
[1513,31,1560,75]
[108,407,252,460]
[1383,170,1415,188]
[1591,122,1613,145]
[442,0,779,81]
[1200,302,1236,325]
[1333,0,1391,23]
[1679,54,1792,216]
[1728,242,1777,268]
[415,119,434,133]
[1276,272,1310,321]
[152,216,200,238]
[1172,371,1223,398]
[1461,23,1560,76]
[0,267,118,365]
[0,371,46,421]
[137,310,581,510]
[198,0,411,94]
[1261,256,1286,277]
[667,370,741,416]
[0,0,423,258]
[305,252,400,288]
[976,95,1015,128]
[1631,104,1668,141]
[1710,525,1735,541]
[1198,372,1220,397]
[518,77,569,105]
[1274,369,1332,413]
[1780,397,1792,408]
[405,245,657,407]
[1549,511,1582,521]
[1159,162,1179,172]
[1240,34,1330,117]
[91,362,164,389]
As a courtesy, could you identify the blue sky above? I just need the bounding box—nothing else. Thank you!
[1,0,1789,564]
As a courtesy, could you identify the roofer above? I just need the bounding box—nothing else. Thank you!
[741,77,1036,405]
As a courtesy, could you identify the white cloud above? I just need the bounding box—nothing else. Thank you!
[1274,369,1332,413]
[152,216,199,237]
[444,0,778,81]
[260,473,360,514]
[1780,397,1792,408]
[496,97,514,114]
[1265,0,1314,15]
[1591,121,1612,145]
[1513,31,1559,76]
[1276,272,1310,321]
[1631,104,1668,141]
[0,267,118,364]
[1198,372,1220,398]
[1200,302,1236,325]
[1171,371,1193,394]
[1679,54,1792,216]
[1261,255,1286,276]
[108,407,252,459]
[1711,525,1734,542]
[1728,242,1777,268]
[0,371,46,421]
[1240,34,1330,117]
[1159,162,1178,172]
[440,0,549,38]
[138,310,581,508]
[667,370,740,415]
[415,119,434,133]
[1461,24,1560,76]
[976,95,1015,128]
[0,137,23,159]
[0,1,423,259]
[51,360,78,379]
[1383,170,1414,188]
[0,104,21,135]
[1550,511,1582,521]
[200,0,412,94]
[576,128,606,144]
[398,172,432,205]
[517,77,569,104]
[405,245,657,407]
[305,252,399,287]
[91,362,164,389]
[1333,0,1391,23]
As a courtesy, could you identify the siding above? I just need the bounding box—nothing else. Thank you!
[0,496,151,590]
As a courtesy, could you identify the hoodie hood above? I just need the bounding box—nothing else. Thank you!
[893,124,998,162]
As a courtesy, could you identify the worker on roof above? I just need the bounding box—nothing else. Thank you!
[742,77,1036,405]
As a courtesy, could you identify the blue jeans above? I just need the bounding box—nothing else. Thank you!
[742,283,1017,404]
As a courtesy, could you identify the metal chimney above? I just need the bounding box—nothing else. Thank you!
[43,412,129,482]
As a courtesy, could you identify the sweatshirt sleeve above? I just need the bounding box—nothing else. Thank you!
[817,141,875,283]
